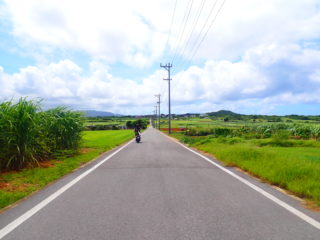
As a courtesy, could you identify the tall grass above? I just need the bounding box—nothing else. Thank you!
[0,99,43,169]
[184,123,320,140]
[0,98,84,170]
[44,107,83,151]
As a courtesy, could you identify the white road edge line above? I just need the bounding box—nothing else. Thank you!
[0,139,134,239]
[159,130,320,230]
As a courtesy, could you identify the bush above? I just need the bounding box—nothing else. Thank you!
[270,130,293,147]
[212,128,232,137]
[292,125,312,139]
[44,107,84,151]
[185,128,212,136]
[0,99,44,170]
[126,119,148,129]
[311,126,320,140]
[86,124,121,131]
[0,98,84,170]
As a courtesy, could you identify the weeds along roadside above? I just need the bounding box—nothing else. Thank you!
[169,127,320,207]
[0,98,84,171]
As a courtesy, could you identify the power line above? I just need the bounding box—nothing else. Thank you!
[189,0,227,63]
[156,0,177,126]
[171,0,194,64]
[174,0,207,70]
[165,0,178,54]
[175,0,219,72]
[173,0,227,88]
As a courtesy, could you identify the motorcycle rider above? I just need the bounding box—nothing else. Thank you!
[134,124,141,137]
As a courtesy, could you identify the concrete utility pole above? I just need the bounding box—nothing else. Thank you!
[160,63,172,134]
[155,94,161,130]
[154,106,158,129]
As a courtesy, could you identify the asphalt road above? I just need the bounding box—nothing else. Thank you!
[1,128,320,239]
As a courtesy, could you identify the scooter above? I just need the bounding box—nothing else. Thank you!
[135,132,141,143]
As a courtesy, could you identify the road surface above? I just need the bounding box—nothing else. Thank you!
[0,128,319,239]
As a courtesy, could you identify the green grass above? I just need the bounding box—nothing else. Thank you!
[171,133,320,207]
[160,118,267,129]
[0,130,133,210]
[84,121,125,126]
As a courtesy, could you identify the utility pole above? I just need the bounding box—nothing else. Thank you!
[154,106,158,129]
[160,63,172,134]
[155,94,161,130]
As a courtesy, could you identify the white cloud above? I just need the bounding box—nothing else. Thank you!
[4,0,320,66]
[1,0,320,114]
[1,42,320,114]
[0,59,167,114]
[170,43,320,113]
[2,0,171,67]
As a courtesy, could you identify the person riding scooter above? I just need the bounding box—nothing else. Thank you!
[134,124,141,143]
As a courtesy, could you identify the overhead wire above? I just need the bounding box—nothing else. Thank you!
[170,0,194,64]
[173,0,207,71]
[164,0,178,56]
[169,0,190,60]
[158,0,178,118]
[173,0,227,89]
[157,0,178,116]
[160,0,228,116]
[175,0,219,72]
[188,0,227,63]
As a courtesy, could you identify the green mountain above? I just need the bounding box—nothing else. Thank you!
[206,110,240,117]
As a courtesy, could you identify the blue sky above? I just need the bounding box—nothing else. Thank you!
[0,0,320,115]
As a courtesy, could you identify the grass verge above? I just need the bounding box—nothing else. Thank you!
[170,133,320,207]
[0,130,133,210]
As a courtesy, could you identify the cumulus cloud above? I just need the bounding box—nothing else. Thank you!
[0,59,166,114]
[170,43,320,113]
[192,0,320,61]
[3,0,320,65]
[1,0,320,114]
[2,0,171,67]
[1,42,320,114]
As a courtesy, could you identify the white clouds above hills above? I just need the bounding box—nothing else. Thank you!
[1,42,320,114]
[1,0,320,114]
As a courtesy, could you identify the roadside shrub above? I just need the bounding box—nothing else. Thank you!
[126,119,148,129]
[0,98,84,170]
[185,127,233,137]
[0,99,44,169]
[185,128,212,136]
[212,128,232,137]
[86,124,121,131]
[44,107,84,151]
[180,136,198,145]
[311,126,320,140]
[226,137,243,145]
[270,130,293,147]
[291,125,312,139]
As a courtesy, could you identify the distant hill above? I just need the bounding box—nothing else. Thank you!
[204,110,320,121]
[206,110,240,117]
[82,110,120,117]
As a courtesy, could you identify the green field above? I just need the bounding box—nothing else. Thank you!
[85,118,129,126]
[160,117,320,130]
[84,117,149,130]
[0,130,133,210]
[167,116,320,207]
